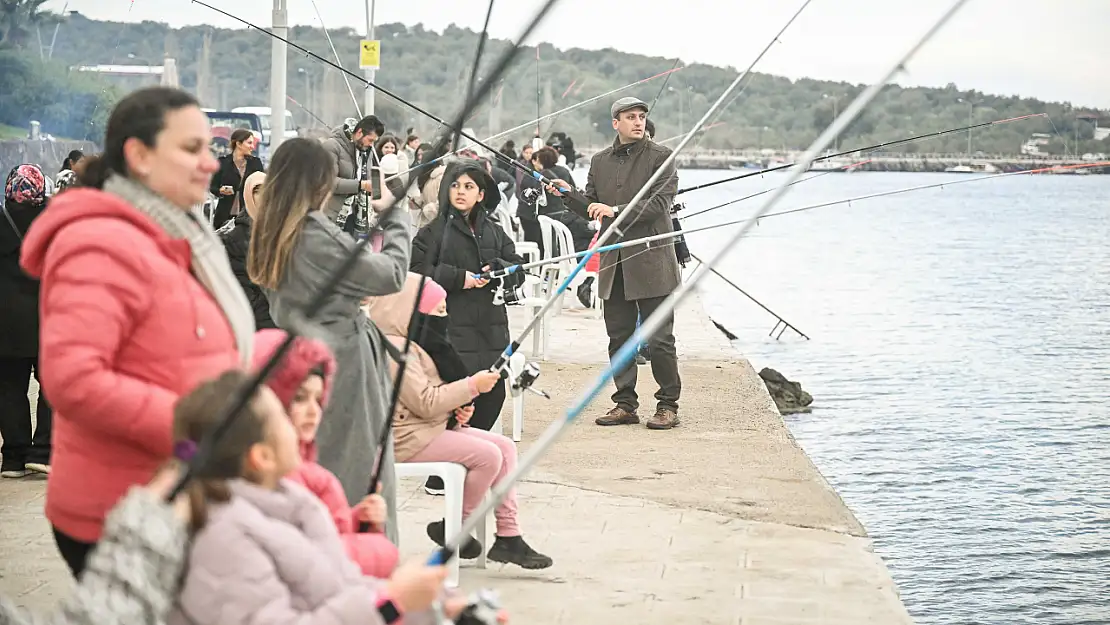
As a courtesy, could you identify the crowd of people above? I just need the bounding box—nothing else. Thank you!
[0,85,684,624]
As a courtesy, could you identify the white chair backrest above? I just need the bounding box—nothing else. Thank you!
[549,219,576,265]
[537,215,557,260]
[492,202,514,241]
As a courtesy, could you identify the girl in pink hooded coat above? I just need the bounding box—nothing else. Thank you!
[252,328,399,578]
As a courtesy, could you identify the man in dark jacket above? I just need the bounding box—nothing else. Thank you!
[581,96,681,431]
[216,172,275,330]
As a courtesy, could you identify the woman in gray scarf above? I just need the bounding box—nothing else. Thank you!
[248,138,410,542]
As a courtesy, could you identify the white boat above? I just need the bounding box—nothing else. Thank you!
[809,157,857,172]
[944,162,999,174]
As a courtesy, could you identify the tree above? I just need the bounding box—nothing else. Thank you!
[0,0,54,50]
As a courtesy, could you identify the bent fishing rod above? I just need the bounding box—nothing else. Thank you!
[170,0,560,504]
[192,0,585,203]
[481,0,814,377]
[481,159,1110,279]
[674,112,1046,196]
[421,0,817,567]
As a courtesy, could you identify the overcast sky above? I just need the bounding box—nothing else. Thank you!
[46,0,1110,109]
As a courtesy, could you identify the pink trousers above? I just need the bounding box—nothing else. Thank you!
[406,426,520,537]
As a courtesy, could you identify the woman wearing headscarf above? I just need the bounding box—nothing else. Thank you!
[0,164,53,478]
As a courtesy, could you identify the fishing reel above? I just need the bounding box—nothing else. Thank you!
[492,277,527,307]
[670,201,684,215]
[505,351,549,400]
[453,589,503,625]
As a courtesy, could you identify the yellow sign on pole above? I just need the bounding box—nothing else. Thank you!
[359,39,380,70]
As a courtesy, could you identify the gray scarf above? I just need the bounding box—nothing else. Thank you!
[103,175,255,364]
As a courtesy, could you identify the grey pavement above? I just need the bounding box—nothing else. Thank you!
[0,293,913,624]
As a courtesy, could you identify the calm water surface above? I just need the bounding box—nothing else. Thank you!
[663,170,1107,625]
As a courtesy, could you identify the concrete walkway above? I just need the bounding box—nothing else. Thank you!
[0,294,913,624]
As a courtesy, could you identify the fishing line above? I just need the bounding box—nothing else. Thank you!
[386,67,684,182]
[455,0,496,152]
[169,0,564,503]
[309,0,363,117]
[485,159,1110,282]
[647,58,683,113]
[287,95,326,127]
[679,158,871,221]
[675,113,1047,196]
[190,0,580,202]
[483,0,816,377]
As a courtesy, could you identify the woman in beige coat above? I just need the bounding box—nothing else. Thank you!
[365,273,553,570]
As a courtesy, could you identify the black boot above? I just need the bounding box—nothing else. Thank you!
[487,535,553,570]
[426,520,482,559]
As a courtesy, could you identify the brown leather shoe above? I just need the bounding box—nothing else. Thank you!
[595,406,640,426]
[646,408,679,430]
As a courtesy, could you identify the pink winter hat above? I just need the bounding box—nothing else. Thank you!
[417,278,447,314]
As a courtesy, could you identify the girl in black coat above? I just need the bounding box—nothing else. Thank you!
[208,129,264,230]
[410,159,524,433]
[0,164,52,477]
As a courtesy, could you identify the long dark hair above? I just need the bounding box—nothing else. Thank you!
[228,129,254,156]
[60,150,84,172]
[437,159,496,226]
[77,87,199,189]
[248,138,335,290]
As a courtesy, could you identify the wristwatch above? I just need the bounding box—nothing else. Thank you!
[376,594,403,624]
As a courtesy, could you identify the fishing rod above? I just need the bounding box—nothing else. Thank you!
[679,158,871,221]
[481,160,1110,279]
[481,0,814,377]
[674,113,1047,196]
[191,0,583,203]
[171,0,560,508]
[647,58,682,112]
[383,67,683,183]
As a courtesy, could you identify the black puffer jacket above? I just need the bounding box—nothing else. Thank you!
[410,160,524,372]
[216,211,276,330]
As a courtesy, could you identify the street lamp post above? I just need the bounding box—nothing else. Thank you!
[269,0,288,151]
[364,0,376,116]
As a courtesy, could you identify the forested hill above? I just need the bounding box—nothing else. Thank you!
[18,11,1110,153]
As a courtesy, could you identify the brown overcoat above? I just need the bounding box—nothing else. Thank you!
[583,136,680,300]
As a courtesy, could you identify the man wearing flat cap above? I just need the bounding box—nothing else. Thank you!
[580,95,682,430]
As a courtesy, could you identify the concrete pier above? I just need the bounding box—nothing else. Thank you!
[0,295,914,624]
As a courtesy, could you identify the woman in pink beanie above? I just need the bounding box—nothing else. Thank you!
[251,328,399,578]
[365,273,553,570]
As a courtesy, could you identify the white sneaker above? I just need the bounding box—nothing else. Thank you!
[1,468,29,478]
[25,463,50,475]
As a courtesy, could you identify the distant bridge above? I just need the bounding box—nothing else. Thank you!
[571,147,1104,173]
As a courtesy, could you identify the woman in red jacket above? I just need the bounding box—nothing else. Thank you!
[19,86,256,577]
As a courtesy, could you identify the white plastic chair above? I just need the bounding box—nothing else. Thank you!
[395,462,487,586]
[493,351,528,442]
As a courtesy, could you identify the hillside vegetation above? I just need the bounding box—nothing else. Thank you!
[4,7,1109,155]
